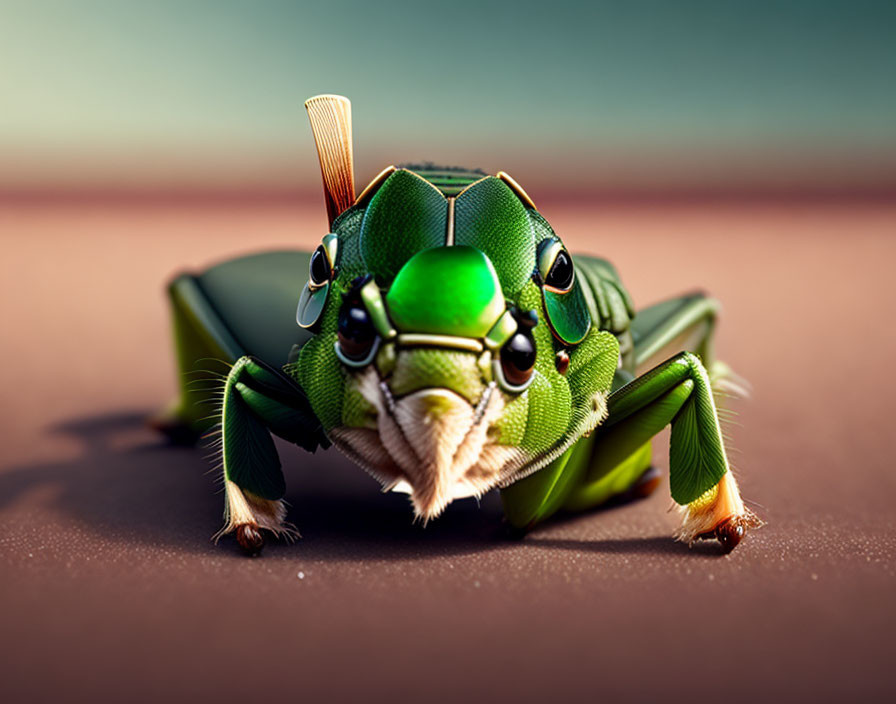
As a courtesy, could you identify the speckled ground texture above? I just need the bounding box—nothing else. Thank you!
[1,199,894,703]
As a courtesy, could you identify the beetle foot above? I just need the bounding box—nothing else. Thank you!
[695,514,760,554]
[214,480,299,554]
[236,523,265,555]
[675,471,762,552]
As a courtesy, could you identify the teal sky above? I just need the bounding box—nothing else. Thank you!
[1,0,894,192]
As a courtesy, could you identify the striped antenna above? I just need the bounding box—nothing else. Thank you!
[305,94,355,226]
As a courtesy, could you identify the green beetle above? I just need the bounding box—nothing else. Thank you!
[153,95,759,555]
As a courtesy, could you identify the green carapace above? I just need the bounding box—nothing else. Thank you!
[153,95,760,555]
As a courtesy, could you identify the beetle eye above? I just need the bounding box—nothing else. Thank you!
[336,279,379,367]
[337,301,376,362]
[544,249,574,291]
[309,244,331,287]
[499,327,537,389]
[536,237,591,345]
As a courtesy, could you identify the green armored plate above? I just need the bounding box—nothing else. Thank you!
[360,169,447,285]
[385,245,505,337]
[192,250,314,366]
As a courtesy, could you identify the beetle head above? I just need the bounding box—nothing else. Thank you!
[295,95,616,520]
[292,167,619,520]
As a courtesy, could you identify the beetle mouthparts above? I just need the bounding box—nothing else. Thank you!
[333,370,520,521]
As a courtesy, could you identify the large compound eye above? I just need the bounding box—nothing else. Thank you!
[335,277,380,367]
[309,244,332,288]
[536,237,591,345]
[297,235,339,330]
[338,302,375,359]
[497,309,538,391]
[544,249,574,291]
[538,238,574,292]
[500,332,536,388]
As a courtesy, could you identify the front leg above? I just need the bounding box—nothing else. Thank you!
[214,356,323,554]
[603,352,760,552]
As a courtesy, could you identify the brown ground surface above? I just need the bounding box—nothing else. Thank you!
[1,199,894,703]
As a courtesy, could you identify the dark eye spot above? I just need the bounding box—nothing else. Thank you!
[309,245,331,286]
[337,295,376,362]
[500,329,537,387]
[545,250,574,291]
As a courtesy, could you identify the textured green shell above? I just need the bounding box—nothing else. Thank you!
[454,176,535,298]
[360,170,447,285]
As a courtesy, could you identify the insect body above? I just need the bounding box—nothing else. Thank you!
[154,95,759,554]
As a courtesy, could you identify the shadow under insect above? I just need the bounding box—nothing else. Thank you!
[0,411,725,560]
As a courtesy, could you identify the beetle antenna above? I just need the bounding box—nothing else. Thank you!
[305,94,355,226]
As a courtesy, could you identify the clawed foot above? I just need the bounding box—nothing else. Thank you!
[676,471,762,554]
[226,519,298,556]
[215,480,299,556]
[236,523,265,556]
[695,514,758,554]
[227,520,299,556]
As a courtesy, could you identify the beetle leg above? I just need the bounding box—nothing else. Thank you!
[631,291,720,375]
[601,352,759,552]
[215,356,323,554]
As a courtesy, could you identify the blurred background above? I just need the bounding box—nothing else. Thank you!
[1,0,894,201]
[2,2,895,703]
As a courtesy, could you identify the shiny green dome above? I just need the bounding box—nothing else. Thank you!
[385,245,505,338]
